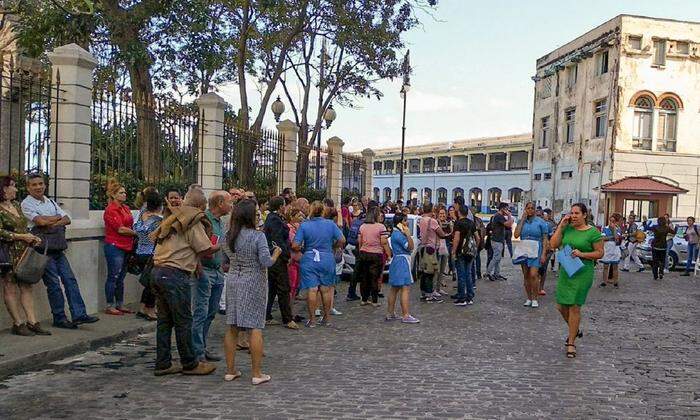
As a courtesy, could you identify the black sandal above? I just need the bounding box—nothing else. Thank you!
[564,330,583,343]
[565,342,576,358]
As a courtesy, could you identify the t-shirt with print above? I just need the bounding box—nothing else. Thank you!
[490,213,506,242]
[359,222,386,254]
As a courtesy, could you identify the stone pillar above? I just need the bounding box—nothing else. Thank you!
[47,44,97,220]
[277,119,299,194]
[361,148,375,198]
[505,152,511,171]
[326,136,344,206]
[196,92,226,196]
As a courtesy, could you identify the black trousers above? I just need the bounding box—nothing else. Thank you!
[651,248,666,279]
[356,252,383,303]
[137,254,156,308]
[266,260,292,324]
[347,248,360,297]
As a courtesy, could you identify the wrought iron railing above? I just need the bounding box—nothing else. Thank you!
[0,54,63,196]
[90,88,200,209]
[341,153,365,198]
[223,119,282,201]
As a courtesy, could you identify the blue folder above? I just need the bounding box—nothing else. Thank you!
[556,245,584,277]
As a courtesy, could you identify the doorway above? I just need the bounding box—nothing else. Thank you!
[623,199,658,219]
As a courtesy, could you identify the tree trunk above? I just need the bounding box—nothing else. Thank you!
[128,61,161,183]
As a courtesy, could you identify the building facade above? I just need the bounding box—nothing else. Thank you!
[371,134,532,213]
[531,15,700,222]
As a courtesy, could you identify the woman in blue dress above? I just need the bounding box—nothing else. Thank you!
[292,201,344,328]
[513,202,550,309]
[599,213,622,288]
[386,213,420,324]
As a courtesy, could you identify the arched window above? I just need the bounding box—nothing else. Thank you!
[657,98,678,152]
[437,188,447,204]
[373,187,380,201]
[632,96,653,150]
[383,187,391,202]
[488,187,502,209]
[469,188,483,210]
[452,188,464,201]
[408,188,418,206]
[423,187,432,204]
[509,188,523,203]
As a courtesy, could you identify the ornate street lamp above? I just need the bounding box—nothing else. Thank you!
[399,50,411,201]
[271,96,285,122]
[315,104,337,189]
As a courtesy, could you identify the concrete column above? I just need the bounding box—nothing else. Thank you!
[196,92,226,196]
[505,152,511,171]
[277,119,299,194]
[486,153,491,171]
[47,44,97,220]
[326,136,344,205]
[361,148,375,198]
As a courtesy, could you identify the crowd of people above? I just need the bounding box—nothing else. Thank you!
[1,172,698,378]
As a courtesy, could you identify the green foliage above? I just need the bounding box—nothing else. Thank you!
[89,172,190,210]
[296,186,327,203]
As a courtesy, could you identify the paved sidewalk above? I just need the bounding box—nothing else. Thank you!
[0,311,152,379]
[1,263,699,418]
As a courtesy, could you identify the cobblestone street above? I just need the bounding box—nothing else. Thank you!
[1,263,698,419]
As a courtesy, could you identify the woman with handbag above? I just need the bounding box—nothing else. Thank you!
[0,175,50,336]
[102,179,136,316]
[133,187,162,321]
[513,202,550,309]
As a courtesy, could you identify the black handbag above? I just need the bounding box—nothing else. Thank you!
[138,256,154,288]
[30,200,68,252]
[0,242,12,272]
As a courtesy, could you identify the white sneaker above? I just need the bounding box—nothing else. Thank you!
[431,291,442,299]
[523,299,532,307]
[664,269,670,274]
[531,300,539,308]
[314,309,321,316]
[330,308,342,316]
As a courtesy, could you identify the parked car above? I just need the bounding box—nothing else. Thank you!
[637,222,691,271]
[341,213,421,280]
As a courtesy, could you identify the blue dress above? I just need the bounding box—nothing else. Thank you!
[517,216,549,268]
[388,228,413,287]
[293,217,343,289]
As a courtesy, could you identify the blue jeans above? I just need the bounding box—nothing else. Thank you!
[685,243,698,273]
[472,251,481,280]
[192,266,225,361]
[42,251,88,323]
[104,243,127,307]
[152,266,197,371]
[455,254,474,301]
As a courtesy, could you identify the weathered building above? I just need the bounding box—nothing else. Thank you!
[531,15,700,222]
[371,133,532,213]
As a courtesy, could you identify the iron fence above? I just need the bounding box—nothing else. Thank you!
[303,142,328,191]
[222,119,283,201]
[342,153,366,198]
[90,88,201,209]
[0,54,62,191]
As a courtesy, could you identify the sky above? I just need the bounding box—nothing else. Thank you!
[217,0,700,153]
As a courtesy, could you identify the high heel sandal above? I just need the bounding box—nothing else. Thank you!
[565,342,576,358]
[564,330,583,343]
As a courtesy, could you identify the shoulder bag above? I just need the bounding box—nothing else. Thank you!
[30,200,68,252]
[14,245,49,284]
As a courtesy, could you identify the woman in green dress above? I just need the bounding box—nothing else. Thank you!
[549,203,603,358]
[0,176,49,336]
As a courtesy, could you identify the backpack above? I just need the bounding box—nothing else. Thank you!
[462,235,477,258]
[347,217,364,246]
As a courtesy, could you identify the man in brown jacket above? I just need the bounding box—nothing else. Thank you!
[150,189,218,376]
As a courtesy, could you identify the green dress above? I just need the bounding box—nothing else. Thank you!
[555,225,602,306]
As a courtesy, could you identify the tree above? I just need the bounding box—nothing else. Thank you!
[278,0,437,188]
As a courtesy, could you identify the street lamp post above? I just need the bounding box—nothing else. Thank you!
[399,83,409,201]
[316,105,336,190]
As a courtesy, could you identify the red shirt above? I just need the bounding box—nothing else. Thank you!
[104,202,134,252]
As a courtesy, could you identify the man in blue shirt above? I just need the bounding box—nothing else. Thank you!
[191,190,231,362]
[21,173,99,329]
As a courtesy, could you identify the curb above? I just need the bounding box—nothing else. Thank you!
[0,324,149,381]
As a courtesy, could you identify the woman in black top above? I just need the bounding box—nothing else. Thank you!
[650,217,675,280]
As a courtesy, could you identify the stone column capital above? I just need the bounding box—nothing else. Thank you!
[327,136,344,152]
[361,148,375,159]
[277,119,299,133]
[196,92,226,110]
[47,43,97,70]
